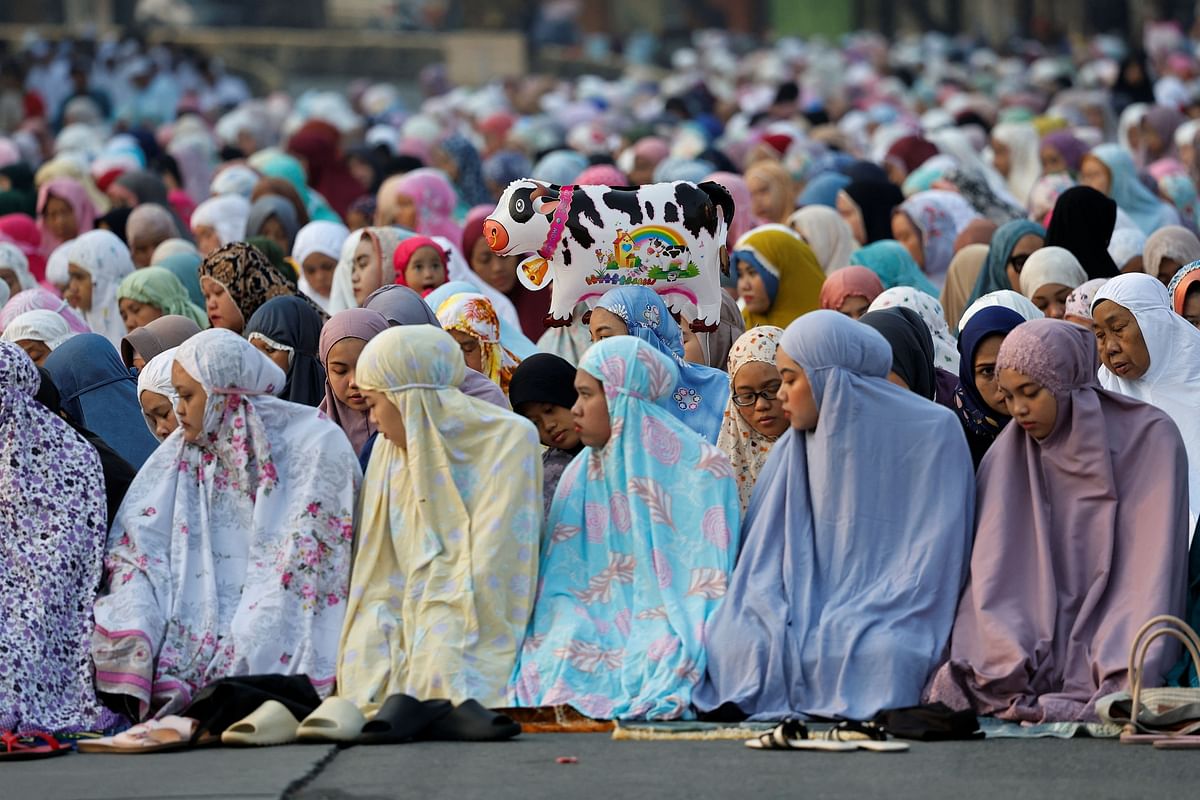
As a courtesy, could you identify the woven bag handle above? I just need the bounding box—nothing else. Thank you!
[1126,615,1200,733]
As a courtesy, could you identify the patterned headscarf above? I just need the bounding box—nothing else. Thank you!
[1063,278,1109,322]
[0,341,109,734]
[717,326,785,513]
[868,286,960,371]
[595,286,731,444]
[340,325,541,710]
[438,134,491,207]
[513,335,740,720]
[1168,261,1200,317]
[93,328,360,718]
[435,292,521,394]
[895,190,981,287]
[198,242,305,328]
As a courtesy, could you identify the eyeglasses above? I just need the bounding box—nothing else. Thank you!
[731,383,781,407]
[1008,253,1031,274]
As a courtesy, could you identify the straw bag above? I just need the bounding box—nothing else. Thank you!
[1096,615,1200,740]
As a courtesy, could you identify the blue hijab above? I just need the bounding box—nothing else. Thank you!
[797,172,851,208]
[849,240,940,297]
[512,337,740,719]
[695,310,975,720]
[157,251,205,308]
[1090,144,1179,235]
[968,219,1045,308]
[953,305,1026,439]
[594,287,729,443]
[43,333,160,469]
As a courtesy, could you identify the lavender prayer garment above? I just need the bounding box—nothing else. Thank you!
[925,319,1190,722]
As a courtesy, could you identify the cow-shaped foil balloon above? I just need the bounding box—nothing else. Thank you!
[484,179,733,331]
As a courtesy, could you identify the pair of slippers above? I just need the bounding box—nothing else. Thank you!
[221,695,520,747]
[745,720,909,753]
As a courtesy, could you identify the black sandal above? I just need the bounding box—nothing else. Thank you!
[421,700,521,742]
[359,695,453,745]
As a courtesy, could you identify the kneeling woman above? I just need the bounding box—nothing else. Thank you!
[513,337,740,719]
[696,311,974,721]
[337,326,542,712]
[926,319,1189,722]
[92,329,361,720]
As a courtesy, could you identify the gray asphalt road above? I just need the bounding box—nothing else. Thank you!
[6,733,1200,800]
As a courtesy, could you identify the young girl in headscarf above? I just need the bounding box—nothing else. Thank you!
[818,265,884,319]
[1017,246,1089,320]
[891,190,982,289]
[1,308,75,365]
[513,336,740,720]
[0,342,112,734]
[245,295,327,407]
[375,168,461,242]
[64,229,136,348]
[37,176,97,258]
[436,292,521,395]
[590,286,731,443]
[117,266,209,333]
[392,236,447,297]
[717,326,788,513]
[731,224,825,328]
[126,203,181,267]
[0,241,35,298]
[246,194,300,255]
[926,319,1188,722]
[199,241,310,334]
[292,220,350,312]
[93,329,360,720]
[508,353,584,517]
[696,311,974,721]
[190,194,250,257]
[135,347,179,441]
[318,307,392,454]
[950,305,1027,466]
[1081,144,1180,235]
[349,226,409,306]
[337,325,541,711]
[0,286,90,333]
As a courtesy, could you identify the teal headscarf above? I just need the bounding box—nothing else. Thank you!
[967,219,1046,308]
[849,240,940,297]
[249,148,341,223]
[156,251,204,307]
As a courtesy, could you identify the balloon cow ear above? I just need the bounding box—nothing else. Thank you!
[531,184,562,216]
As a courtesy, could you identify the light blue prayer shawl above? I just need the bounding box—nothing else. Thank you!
[694,310,975,721]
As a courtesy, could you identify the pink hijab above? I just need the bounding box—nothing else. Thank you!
[392,168,462,242]
[317,308,391,453]
[819,266,885,310]
[36,178,96,258]
[926,319,1189,722]
[575,164,629,186]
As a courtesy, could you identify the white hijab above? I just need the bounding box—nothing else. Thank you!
[190,194,250,247]
[788,206,856,274]
[67,229,135,349]
[958,290,1045,331]
[1,309,75,349]
[1093,273,1200,528]
[135,346,178,440]
[1018,246,1089,299]
[292,221,350,312]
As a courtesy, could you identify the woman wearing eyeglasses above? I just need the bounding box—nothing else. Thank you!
[717,326,789,513]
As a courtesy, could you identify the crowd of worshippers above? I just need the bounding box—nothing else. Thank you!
[3,27,1200,738]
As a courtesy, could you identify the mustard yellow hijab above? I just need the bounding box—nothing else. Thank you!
[732,224,825,328]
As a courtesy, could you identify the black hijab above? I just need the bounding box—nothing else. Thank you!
[843,180,905,244]
[860,307,935,400]
[1044,186,1120,279]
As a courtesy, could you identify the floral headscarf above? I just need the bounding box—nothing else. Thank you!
[438,134,491,207]
[717,326,785,513]
[868,286,960,371]
[595,286,731,444]
[895,190,981,287]
[93,328,361,719]
[513,335,740,720]
[0,341,109,734]
[1063,278,1109,322]
[436,292,521,394]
